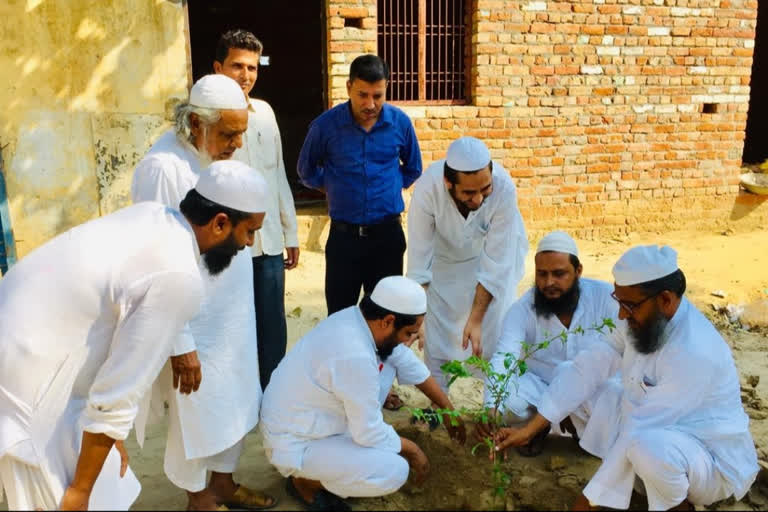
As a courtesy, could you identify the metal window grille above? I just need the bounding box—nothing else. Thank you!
[377,0,467,103]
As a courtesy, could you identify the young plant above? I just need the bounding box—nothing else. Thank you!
[411,318,616,498]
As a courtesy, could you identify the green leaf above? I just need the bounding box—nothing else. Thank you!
[440,360,471,378]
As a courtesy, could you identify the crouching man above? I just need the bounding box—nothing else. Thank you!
[260,276,466,511]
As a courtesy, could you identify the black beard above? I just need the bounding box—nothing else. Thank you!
[533,279,581,319]
[629,311,669,355]
[377,333,399,362]
[203,235,240,276]
[447,186,482,217]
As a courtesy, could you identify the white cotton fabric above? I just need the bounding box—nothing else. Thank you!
[0,202,204,509]
[536,230,579,257]
[189,74,248,110]
[164,366,245,492]
[406,160,528,364]
[445,136,491,171]
[131,130,261,462]
[535,298,759,509]
[261,307,430,480]
[627,428,733,510]
[233,98,299,256]
[488,279,619,435]
[196,160,268,214]
[612,245,678,286]
[262,309,426,498]
[371,276,427,315]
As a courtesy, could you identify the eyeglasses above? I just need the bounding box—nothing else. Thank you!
[611,291,660,315]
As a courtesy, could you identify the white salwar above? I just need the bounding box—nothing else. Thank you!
[0,203,203,510]
[406,160,528,389]
[488,278,619,435]
[537,298,759,510]
[131,130,261,492]
[234,98,299,257]
[261,307,430,498]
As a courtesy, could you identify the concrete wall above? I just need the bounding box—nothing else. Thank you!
[0,0,189,257]
[325,0,768,237]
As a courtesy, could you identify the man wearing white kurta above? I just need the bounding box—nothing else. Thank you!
[407,136,528,391]
[480,231,619,456]
[495,245,759,511]
[132,74,275,510]
[214,29,300,390]
[261,276,466,511]
[0,163,268,511]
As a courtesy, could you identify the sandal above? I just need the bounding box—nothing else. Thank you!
[285,477,351,512]
[516,424,551,457]
[222,485,278,510]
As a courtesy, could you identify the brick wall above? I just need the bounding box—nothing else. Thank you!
[325,0,768,237]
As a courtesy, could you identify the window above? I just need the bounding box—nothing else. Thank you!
[377,0,468,104]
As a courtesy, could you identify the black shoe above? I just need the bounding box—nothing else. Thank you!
[285,477,352,511]
[515,424,551,457]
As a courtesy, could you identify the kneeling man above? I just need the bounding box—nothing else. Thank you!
[496,245,759,511]
[261,276,465,511]
[478,231,618,456]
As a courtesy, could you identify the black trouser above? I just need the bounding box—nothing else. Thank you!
[324,218,406,315]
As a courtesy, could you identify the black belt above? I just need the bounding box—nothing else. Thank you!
[331,216,401,237]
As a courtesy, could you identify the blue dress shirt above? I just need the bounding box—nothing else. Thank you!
[297,102,422,224]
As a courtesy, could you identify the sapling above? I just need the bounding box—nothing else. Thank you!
[410,318,615,498]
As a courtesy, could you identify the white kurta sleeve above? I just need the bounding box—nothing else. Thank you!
[485,299,529,407]
[537,336,623,425]
[406,179,436,285]
[387,345,431,386]
[131,158,197,355]
[274,126,299,248]
[83,271,203,440]
[330,356,402,453]
[476,187,528,300]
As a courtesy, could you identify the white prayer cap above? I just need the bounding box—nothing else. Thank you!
[536,230,579,258]
[189,74,248,110]
[446,136,491,172]
[195,161,268,214]
[371,276,427,315]
[612,245,679,286]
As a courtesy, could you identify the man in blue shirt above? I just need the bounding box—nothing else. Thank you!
[298,54,423,320]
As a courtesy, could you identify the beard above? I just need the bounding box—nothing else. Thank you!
[376,332,400,362]
[203,234,241,276]
[628,310,669,355]
[447,186,483,216]
[533,278,581,319]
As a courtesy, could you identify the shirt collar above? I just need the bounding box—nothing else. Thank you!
[177,211,202,264]
[341,101,394,131]
[354,306,380,358]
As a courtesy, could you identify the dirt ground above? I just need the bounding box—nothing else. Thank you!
[99,228,768,509]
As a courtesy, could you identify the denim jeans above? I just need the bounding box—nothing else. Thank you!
[252,254,287,390]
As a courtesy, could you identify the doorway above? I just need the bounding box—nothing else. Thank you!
[744,0,768,164]
[187,0,328,201]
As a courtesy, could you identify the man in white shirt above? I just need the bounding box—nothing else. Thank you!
[132,76,275,510]
[0,164,266,511]
[477,231,619,457]
[214,29,300,390]
[261,276,466,511]
[495,245,759,511]
[407,136,528,391]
